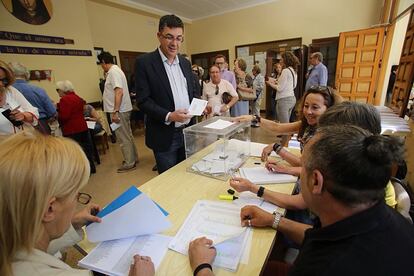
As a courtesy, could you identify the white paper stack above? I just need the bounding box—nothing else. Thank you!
[191,150,244,175]
[239,167,297,184]
[169,200,251,272]
[79,234,171,276]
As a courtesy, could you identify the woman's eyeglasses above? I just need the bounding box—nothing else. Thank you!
[77,192,92,205]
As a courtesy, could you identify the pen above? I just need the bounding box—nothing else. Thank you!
[218,195,238,200]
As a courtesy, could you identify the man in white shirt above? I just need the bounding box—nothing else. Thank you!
[98,51,138,173]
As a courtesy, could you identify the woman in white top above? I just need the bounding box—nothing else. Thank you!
[266,52,299,144]
[0,60,38,136]
[202,65,238,118]
[0,132,155,276]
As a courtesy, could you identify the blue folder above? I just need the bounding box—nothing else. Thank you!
[94,186,169,220]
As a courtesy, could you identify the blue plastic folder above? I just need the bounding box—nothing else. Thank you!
[94,186,168,221]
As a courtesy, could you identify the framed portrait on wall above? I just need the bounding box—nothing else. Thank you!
[94,47,104,64]
[2,0,53,25]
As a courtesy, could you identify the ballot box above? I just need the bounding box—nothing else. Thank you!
[184,116,251,180]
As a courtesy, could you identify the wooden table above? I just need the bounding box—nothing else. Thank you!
[79,145,296,275]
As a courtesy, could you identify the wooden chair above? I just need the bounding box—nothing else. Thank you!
[94,130,109,154]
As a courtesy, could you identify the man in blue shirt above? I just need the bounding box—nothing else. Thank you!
[305,52,328,91]
[10,62,56,134]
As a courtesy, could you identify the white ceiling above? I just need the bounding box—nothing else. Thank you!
[116,0,279,21]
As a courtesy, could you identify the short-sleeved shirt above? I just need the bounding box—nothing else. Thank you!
[290,202,414,276]
[103,65,132,113]
[305,62,328,91]
[202,79,238,117]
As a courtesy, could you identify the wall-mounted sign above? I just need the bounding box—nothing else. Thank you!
[2,0,53,25]
[0,31,74,44]
[0,45,92,56]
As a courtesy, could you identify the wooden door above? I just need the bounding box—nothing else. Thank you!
[390,10,414,117]
[119,50,145,86]
[191,49,229,79]
[309,37,339,88]
[335,27,385,103]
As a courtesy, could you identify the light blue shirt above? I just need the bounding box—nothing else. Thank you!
[305,62,328,91]
[158,48,190,127]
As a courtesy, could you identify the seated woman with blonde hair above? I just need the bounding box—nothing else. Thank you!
[0,132,154,276]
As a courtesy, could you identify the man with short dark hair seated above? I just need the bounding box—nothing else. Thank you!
[189,125,414,276]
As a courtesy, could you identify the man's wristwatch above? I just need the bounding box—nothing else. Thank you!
[257,186,265,197]
[272,143,283,154]
[271,208,283,230]
[113,110,119,114]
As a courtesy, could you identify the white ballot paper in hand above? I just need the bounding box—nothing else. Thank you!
[86,191,171,242]
[169,200,249,271]
[110,122,121,131]
[188,98,208,116]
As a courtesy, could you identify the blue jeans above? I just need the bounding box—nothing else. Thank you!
[153,130,186,174]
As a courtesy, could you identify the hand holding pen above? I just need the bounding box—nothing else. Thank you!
[240,206,274,228]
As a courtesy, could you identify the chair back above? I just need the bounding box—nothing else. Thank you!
[391,177,413,224]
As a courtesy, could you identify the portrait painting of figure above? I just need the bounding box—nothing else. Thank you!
[2,0,53,25]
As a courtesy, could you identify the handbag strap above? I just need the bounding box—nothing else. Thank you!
[287,67,296,89]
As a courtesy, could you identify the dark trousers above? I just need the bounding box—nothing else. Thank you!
[65,130,96,174]
[153,130,186,174]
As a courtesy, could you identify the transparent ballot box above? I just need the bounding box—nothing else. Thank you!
[184,116,251,180]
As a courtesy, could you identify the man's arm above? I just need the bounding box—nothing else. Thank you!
[278,217,311,245]
[320,66,328,86]
[135,57,171,122]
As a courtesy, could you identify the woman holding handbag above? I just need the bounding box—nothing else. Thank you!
[266,52,299,144]
[231,58,254,117]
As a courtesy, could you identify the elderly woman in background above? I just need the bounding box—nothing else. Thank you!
[202,64,238,118]
[0,132,155,276]
[0,60,38,136]
[231,58,253,117]
[56,80,96,174]
[83,104,103,135]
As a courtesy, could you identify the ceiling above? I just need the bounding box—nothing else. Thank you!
[117,0,279,21]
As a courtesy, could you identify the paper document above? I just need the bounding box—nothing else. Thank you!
[86,186,171,242]
[110,122,121,131]
[78,234,171,276]
[87,121,96,129]
[239,167,297,184]
[204,119,234,130]
[169,200,249,271]
[188,98,208,116]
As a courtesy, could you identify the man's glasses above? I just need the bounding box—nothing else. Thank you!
[160,34,184,43]
[215,85,219,95]
[0,78,9,86]
[77,192,92,205]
